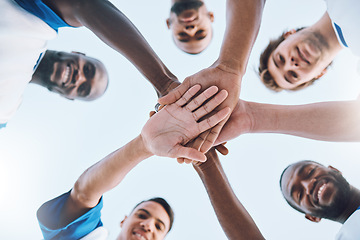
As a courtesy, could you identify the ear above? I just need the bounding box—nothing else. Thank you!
[283,29,296,38]
[166,19,171,29]
[328,165,342,174]
[120,216,128,227]
[305,214,322,223]
[71,51,85,56]
[208,12,214,22]
[315,68,327,79]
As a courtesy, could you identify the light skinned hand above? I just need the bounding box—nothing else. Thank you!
[158,65,241,161]
[141,84,231,162]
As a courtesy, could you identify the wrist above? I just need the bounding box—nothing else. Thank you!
[157,78,180,97]
[135,134,154,159]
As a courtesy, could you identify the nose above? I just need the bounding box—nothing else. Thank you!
[301,178,316,195]
[140,219,155,232]
[290,57,299,67]
[184,25,197,36]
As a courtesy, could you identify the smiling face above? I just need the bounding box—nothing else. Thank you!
[118,201,171,240]
[267,30,331,90]
[167,1,214,54]
[35,50,108,101]
[280,161,350,220]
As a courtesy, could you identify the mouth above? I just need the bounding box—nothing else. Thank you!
[133,230,148,240]
[313,179,328,205]
[61,63,73,88]
[297,47,310,65]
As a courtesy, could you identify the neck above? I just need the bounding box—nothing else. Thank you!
[309,12,343,57]
[335,186,360,224]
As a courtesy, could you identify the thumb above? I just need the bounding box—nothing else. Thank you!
[171,145,207,162]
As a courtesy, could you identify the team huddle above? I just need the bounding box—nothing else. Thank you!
[1,0,360,239]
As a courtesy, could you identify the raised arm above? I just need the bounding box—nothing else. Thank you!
[193,149,265,240]
[43,0,179,96]
[58,85,230,226]
[159,0,266,155]
[216,99,360,144]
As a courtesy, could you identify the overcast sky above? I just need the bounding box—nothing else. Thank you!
[1,0,360,239]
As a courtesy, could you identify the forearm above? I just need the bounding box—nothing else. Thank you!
[194,163,264,240]
[72,135,152,208]
[217,0,265,75]
[47,0,178,96]
[248,100,360,141]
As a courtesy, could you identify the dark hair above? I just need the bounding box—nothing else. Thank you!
[258,27,323,92]
[132,197,175,232]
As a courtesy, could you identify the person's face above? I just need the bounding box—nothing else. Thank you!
[281,161,350,220]
[39,51,108,101]
[167,1,214,54]
[267,30,331,90]
[119,201,171,240]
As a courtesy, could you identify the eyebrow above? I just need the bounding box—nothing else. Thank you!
[138,209,166,229]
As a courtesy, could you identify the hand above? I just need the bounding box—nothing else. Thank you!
[192,147,220,170]
[141,85,231,162]
[159,64,242,156]
[215,99,253,145]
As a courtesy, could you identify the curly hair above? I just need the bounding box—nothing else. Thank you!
[258,27,323,92]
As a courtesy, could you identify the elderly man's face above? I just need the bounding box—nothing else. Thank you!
[36,50,108,101]
[167,1,214,54]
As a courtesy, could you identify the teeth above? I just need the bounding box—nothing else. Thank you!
[317,184,325,201]
[63,66,70,85]
[135,233,146,240]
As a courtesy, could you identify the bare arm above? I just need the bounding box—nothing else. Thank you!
[216,99,360,144]
[43,0,179,96]
[59,85,230,225]
[193,149,265,240]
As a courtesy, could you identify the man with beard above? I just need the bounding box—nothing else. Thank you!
[280,160,360,239]
[166,0,214,54]
[37,85,230,239]
[259,0,359,92]
[0,0,179,128]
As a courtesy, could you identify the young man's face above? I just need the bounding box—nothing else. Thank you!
[37,51,108,101]
[281,161,350,220]
[167,1,214,54]
[267,30,331,90]
[119,201,171,240]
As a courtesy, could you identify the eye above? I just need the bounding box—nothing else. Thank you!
[290,71,297,78]
[279,54,285,63]
[298,190,303,204]
[77,82,91,97]
[137,213,147,219]
[308,167,315,177]
[83,63,95,79]
[155,223,162,231]
[178,32,188,37]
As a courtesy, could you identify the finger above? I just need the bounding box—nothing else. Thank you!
[184,159,193,164]
[158,81,191,105]
[192,89,228,121]
[175,84,201,107]
[177,158,185,164]
[198,107,231,133]
[149,111,156,117]
[184,86,219,112]
[214,144,229,156]
[200,122,226,153]
[171,145,207,162]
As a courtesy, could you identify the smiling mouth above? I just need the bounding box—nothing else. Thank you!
[133,232,148,240]
[61,64,72,88]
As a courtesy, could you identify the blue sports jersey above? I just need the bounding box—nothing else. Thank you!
[37,191,103,240]
[14,0,72,31]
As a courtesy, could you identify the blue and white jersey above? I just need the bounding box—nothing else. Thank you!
[336,206,360,240]
[0,0,58,125]
[325,0,360,56]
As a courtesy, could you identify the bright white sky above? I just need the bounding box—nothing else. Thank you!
[1,0,360,239]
